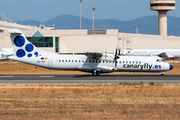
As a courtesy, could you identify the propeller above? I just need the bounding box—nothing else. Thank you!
[114,48,120,68]
[118,48,121,55]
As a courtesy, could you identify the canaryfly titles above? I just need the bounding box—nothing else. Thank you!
[123,63,153,70]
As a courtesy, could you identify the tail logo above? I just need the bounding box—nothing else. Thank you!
[25,44,34,52]
[14,36,25,47]
[14,36,38,58]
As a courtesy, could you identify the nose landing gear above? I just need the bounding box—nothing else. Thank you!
[160,72,164,76]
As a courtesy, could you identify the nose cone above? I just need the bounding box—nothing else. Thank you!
[169,64,173,70]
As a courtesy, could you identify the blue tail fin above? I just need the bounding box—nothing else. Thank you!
[9,29,40,58]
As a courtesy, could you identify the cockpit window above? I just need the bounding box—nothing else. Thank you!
[156,59,160,62]
[161,59,165,62]
[156,59,165,62]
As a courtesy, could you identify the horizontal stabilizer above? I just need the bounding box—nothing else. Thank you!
[0,52,7,60]
[9,29,22,35]
[0,48,14,60]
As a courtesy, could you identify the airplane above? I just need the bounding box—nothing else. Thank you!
[0,29,173,76]
[123,49,180,58]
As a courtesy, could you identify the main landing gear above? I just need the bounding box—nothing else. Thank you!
[92,70,100,76]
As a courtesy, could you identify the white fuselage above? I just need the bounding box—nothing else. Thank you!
[8,53,171,73]
[3,29,173,75]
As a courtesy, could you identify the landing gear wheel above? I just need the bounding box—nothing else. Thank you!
[96,71,100,76]
[92,71,100,76]
[92,72,95,76]
[160,72,164,76]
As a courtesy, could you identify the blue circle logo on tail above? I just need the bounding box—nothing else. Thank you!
[14,36,25,47]
[34,52,38,57]
[16,49,26,58]
[27,54,32,57]
[25,44,34,52]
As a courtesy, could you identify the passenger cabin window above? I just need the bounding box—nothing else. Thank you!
[59,60,61,62]
[72,60,74,62]
[62,60,64,62]
[75,60,77,62]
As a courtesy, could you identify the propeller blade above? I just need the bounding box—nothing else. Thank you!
[114,48,119,68]
[118,48,121,55]
[115,48,117,59]
[115,60,117,68]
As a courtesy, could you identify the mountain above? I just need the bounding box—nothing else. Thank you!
[15,14,180,36]
[15,20,41,27]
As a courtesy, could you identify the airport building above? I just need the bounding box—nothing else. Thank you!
[0,0,179,55]
[0,20,180,54]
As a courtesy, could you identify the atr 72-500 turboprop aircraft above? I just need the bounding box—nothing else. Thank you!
[0,29,173,75]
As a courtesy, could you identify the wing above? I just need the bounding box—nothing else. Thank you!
[85,52,103,60]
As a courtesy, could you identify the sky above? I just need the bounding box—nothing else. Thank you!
[0,0,179,22]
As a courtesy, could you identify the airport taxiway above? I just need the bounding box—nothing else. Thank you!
[0,74,179,84]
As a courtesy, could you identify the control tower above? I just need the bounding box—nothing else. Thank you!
[150,0,175,36]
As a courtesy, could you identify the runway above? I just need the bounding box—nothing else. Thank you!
[0,74,180,84]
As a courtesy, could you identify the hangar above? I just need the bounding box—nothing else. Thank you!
[0,20,180,54]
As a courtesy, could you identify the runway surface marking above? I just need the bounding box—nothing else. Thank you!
[39,76,54,77]
[0,76,14,77]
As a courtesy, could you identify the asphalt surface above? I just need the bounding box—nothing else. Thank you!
[0,74,180,84]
